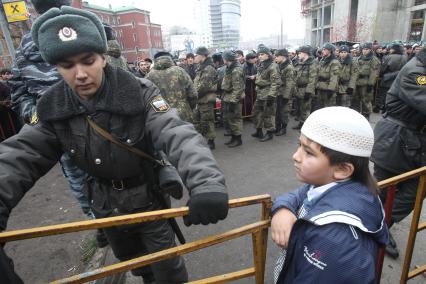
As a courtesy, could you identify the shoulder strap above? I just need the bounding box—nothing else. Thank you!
[86,116,165,166]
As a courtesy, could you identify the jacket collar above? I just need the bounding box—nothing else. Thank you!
[197,57,214,72]
[341,54,353,65]
[37,64,145,121]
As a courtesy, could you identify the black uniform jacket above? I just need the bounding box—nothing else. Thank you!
[0,65,226,230]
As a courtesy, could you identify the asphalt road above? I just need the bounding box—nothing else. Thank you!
[4,114,426,283]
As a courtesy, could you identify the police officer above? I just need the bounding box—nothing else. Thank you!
[252,45,281,142]
[274,48,295,136]
[316,43,341,109]
[352,42,380,119]
[0,7,229,283]
[193,46,217,149]
[337,45,359,107]
[146,51,197,123]
[221,51,245,147]
[292,45,319,130]
[376,43,407,112]
[371,46,426,259]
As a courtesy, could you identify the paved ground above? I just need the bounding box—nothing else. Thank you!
[4,113,426,283]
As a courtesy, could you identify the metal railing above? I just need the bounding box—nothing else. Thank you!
[376,166,426,284]
[0,194,272,284]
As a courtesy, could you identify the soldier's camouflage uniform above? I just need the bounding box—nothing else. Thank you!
[221,61,245,136]
[146,56,197,123]
[294,56,319,123]
[316,54,341,109]
[276,59,295,129]
[106,40,129,71]
[338,54,359,107]
[254,58,281,132]
[352,53,380,118]
[193,57,217,140]
[9,33,62,124]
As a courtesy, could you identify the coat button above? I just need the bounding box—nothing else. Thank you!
[70,149,75,154]
[113,208,119,214]
[95,158,101,165]
[126,139,132,144]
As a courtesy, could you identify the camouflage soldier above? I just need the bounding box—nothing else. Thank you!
[274,48,295,136]
[316,43,341,109]
[352,42,380,119]
[292,45,319,129]
[221,51,245,147]
[146,52,197,123]
[337,45,359,107]
[193,47,217,149]
[106,40,129,71]
[252,45,282,142]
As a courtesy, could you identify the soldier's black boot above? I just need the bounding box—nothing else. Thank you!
[96,229,109,248]
[228,135,242,148]
[260,131,273,142]
[275,125,287,136]
[292,122,303,130]
[224,135,235,145]
[251,128,263,138]
[385,233,399,259]
[208,139,215,150]
[274,124,281,134]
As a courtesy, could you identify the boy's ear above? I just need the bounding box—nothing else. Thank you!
[333,162,354,180]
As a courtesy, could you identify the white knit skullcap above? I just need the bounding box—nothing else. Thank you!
[301,107,374,157]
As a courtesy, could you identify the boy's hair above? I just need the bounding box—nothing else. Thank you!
[320,145,378,195]
[0,68,11,75]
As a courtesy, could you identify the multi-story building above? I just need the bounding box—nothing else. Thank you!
[82,2,163,62]
[301,0,426,46]
[195,0,241,49]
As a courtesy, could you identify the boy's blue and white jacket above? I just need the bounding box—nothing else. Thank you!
[272,180,389,284]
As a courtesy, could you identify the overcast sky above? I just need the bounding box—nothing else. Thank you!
[87,0,305,40]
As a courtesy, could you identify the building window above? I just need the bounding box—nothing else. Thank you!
[324,5,332,26]
[415,0,426,5]
[132,21,136,28]
[112,17,116,25]
[133,33,137,42]
[117,17,121,24]
[145,15,150,23]
[409,10,425,41]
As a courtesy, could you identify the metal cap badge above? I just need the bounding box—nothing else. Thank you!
[58,26,77,42]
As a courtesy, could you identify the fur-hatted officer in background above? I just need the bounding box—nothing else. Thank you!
[221,51,245,147]
[274,48,295,136]
[146,51,197,123]
[376,43,407,112]
[371,46,426,259]
[337,45,359,107]
[292,45,319,130]
[252,45,282,142]
[352,42,380,119]
[0,7,229,283]
[193,47,217,149]
[316,43,341,109]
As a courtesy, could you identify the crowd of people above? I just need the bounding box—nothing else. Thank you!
[0,0,424,283]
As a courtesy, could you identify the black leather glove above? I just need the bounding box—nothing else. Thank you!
[184,192,229,226]
[366,85,374,93]
[303,92,312,100]
[228,102,236,113]
[346,87,354,95]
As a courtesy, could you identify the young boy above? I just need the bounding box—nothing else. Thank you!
[271,106,389,284]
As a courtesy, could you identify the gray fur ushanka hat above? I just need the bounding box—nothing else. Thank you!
[31,6,107,64]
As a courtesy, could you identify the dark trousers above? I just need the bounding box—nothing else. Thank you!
[0,247,24,284]
[374,165,423,227]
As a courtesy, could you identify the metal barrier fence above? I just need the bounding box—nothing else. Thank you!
[0,194,272,284]
[376,166,426,284]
